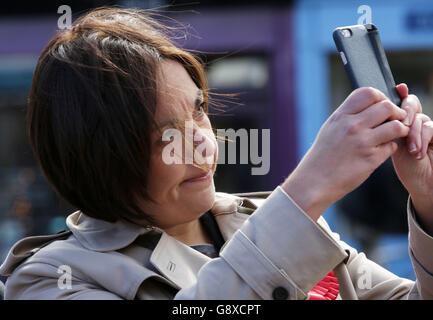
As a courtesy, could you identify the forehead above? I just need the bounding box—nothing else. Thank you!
[156,59,199,119]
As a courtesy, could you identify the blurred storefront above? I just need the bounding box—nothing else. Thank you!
[0,16,67,262]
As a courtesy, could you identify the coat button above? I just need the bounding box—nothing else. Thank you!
[272,286,289,300]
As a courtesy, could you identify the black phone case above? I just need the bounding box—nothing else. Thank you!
[333,24,401,106]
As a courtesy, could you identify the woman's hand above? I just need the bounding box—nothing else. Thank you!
[282,86,410,221]
[391,86,433,235]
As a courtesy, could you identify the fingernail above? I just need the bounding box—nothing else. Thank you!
[416,152,422,159]
[409,143,417,153]
[403,115,410,126]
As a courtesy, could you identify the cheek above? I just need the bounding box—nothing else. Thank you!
[147,157,185,198]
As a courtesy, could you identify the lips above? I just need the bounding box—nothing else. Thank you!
[182,154,217,184]
[183,170,212,183]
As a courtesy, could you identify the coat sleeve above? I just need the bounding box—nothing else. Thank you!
[4,261,122,300]
[315,215,416,299]
[176,186,349,300]
[176,187,433,300]
[323,196,433,300]
[407,197,433,299]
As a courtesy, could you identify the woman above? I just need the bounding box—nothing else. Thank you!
[1,7,433,300]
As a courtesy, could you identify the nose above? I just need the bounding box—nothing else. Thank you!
[183,126,216,167]
[193,128,216,159]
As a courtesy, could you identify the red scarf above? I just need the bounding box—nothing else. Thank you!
[307,270,339,300]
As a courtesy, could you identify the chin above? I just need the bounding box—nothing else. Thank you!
[189,179,216,213]
[201,180,216,206]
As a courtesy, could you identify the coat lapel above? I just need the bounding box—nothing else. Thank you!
[149,232,212,289]
[147,192,256,289]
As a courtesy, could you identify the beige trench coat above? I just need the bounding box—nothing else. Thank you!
[0,186,432,300]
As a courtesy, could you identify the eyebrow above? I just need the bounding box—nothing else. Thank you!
[156,89,204,130]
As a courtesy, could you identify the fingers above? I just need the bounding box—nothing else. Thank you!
[371,120,410,146]
[395,84,421,126]
[342,87,388,114]
[396,83,409,100]
[357,99,407,128]
[418,120,433,160]
[406,113,430,155]
[401,94,422,126]
[376,140,399,161]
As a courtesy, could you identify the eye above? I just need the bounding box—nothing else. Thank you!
[155,131,174,148]
[193,101,206,120]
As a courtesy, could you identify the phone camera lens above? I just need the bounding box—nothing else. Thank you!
[341,29,352,37]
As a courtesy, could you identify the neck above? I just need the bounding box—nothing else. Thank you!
[163,218,212,246]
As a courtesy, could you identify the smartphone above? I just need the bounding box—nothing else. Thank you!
[333,24,401,106]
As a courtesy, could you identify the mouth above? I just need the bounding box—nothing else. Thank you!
[182,152,217,185]
[183,169,213,183]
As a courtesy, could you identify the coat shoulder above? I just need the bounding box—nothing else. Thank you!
[2,232,158,300]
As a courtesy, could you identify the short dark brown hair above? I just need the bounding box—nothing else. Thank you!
[27,7,209,223]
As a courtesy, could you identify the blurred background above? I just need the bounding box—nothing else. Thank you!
[1,0,433,282]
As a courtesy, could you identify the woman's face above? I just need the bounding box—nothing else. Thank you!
[138,59,218,230]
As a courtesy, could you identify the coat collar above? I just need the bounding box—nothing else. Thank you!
[65,191,247,291]
[66,211,148,252]
[66,191,245,253]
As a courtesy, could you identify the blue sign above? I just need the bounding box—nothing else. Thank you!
[406,11,433,31]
